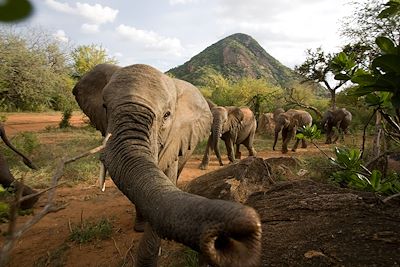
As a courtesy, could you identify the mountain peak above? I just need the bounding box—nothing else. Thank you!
[167,33,297,88]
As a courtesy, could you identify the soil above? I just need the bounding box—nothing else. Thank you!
[0,113,399,267]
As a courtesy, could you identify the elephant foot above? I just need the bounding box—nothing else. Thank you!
[199,163,208,170]
[235,151,242,159]
[282,149,288,154]
[291,149,297,152]
[301,145,307,148]
[219,162,224,166]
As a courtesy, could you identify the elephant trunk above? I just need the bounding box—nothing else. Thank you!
[273,126,280,151]
[103,105,261,267]
[211,118,223,165]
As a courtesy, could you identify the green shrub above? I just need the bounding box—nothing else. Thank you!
[59,108,72,128]
[69,217,113,244]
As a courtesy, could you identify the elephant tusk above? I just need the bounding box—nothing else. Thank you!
[99,133,112,192]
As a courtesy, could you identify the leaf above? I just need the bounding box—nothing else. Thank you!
[378,3,400,18]
[334,73,351,81]
[0,0,33,22]
[351,74,377,86]
[376,37,397,55]
[365,94,383,106]
[296,133,304,139]
[370,170,382,189]
[372,55,400,74]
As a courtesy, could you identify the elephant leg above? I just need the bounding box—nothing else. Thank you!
[134,208,146,232]
[292,138,300,152]
[235,144,241,159]
[225,139,236,163]
[199,136,211,170]
[301,139,308,148]
[135,223,161,267]
[281,128,289,154]
[243,134,257,157]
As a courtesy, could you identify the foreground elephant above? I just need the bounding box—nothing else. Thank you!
[73,64,261,267]
[322,108,352,144]
[273,109,313,153]
[200,105,257,170]
[0,123,39,209]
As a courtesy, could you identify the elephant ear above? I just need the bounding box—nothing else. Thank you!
[72,64,121,136]
[158,78,212,172]
[227,106,244,126]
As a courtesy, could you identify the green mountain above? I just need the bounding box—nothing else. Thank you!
[167,33,301,88]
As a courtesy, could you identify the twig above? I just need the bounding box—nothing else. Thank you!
[18,182,66,204]
[0,143,106,267]
[112,237,123,259]
[122,238,136,267]
[383,192,400,203]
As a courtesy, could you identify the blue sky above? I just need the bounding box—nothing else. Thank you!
[14,0,362,71]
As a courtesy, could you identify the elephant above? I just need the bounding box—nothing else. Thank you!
[273,109,313,153]
[0,122,39,209]
[199,105,257,170]
[321,108,352,144]
[73,63,262,267]
[257,112,275,135]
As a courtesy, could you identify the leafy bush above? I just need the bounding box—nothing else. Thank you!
[59,108,72,128]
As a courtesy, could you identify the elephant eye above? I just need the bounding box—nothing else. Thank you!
[163,111,171,120]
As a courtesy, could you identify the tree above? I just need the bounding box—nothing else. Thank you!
[71,44,118,79]
[295,48,353,109]
[0,27,74,111]
[340,0,400,65]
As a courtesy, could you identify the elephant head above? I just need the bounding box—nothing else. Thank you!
[210,106,244,163]
[73,64,261,267]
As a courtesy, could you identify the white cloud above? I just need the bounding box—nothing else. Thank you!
[44,0,118,25]
[169,0,197,5]
[116,24,184,56]
[81,23,99,33]
[53,29,69,42]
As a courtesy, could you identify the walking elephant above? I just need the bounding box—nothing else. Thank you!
[0,123,39,209]
[199,105,257,170]
[273,109,313,153]
[322,108,352,144]
[73,64,261,267]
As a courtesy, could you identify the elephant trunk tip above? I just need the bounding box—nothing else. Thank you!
[200,207,262,267]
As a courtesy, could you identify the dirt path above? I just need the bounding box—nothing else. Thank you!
[0,112,325,267]
[2,112,87,136]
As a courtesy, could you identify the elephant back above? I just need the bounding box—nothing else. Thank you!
[73,64,121,136]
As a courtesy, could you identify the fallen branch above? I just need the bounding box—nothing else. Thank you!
[0,143,106,267]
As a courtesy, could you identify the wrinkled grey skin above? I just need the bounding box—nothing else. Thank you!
[199,105,257,170]
[321,108,352,144]
[273,109,313,154]
[73,64,262,267]
[0,122,39,209]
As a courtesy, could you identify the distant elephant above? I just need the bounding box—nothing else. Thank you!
[0,123,39,209]
[73,64,261,267]
[257,112,275,135]
[322,108,352,144]
[273,109,313,153]
[199,105,257,170]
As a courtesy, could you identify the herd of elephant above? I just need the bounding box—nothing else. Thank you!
[0,63,352,267]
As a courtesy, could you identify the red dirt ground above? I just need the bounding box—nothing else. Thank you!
[0,112,332,267]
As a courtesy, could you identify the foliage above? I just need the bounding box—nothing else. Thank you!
[69,217,113,244]
[330,147,400,195]
[334,1,400,142]
[71,44,118,79]
[0,0,33,22]
[0,185,10,222]
[59,108,73,128]
[295,48,352,109]
[340,0,400,65]
[0,27,75,111]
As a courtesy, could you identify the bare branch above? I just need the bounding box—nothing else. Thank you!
[0,143,106,266]
[284,88,323,118]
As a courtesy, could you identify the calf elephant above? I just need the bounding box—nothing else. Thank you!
[199,105,257,170]
[273,109,313,153]
[73,64,261,267]
[322,108,352,144]
[0,123,39,209]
